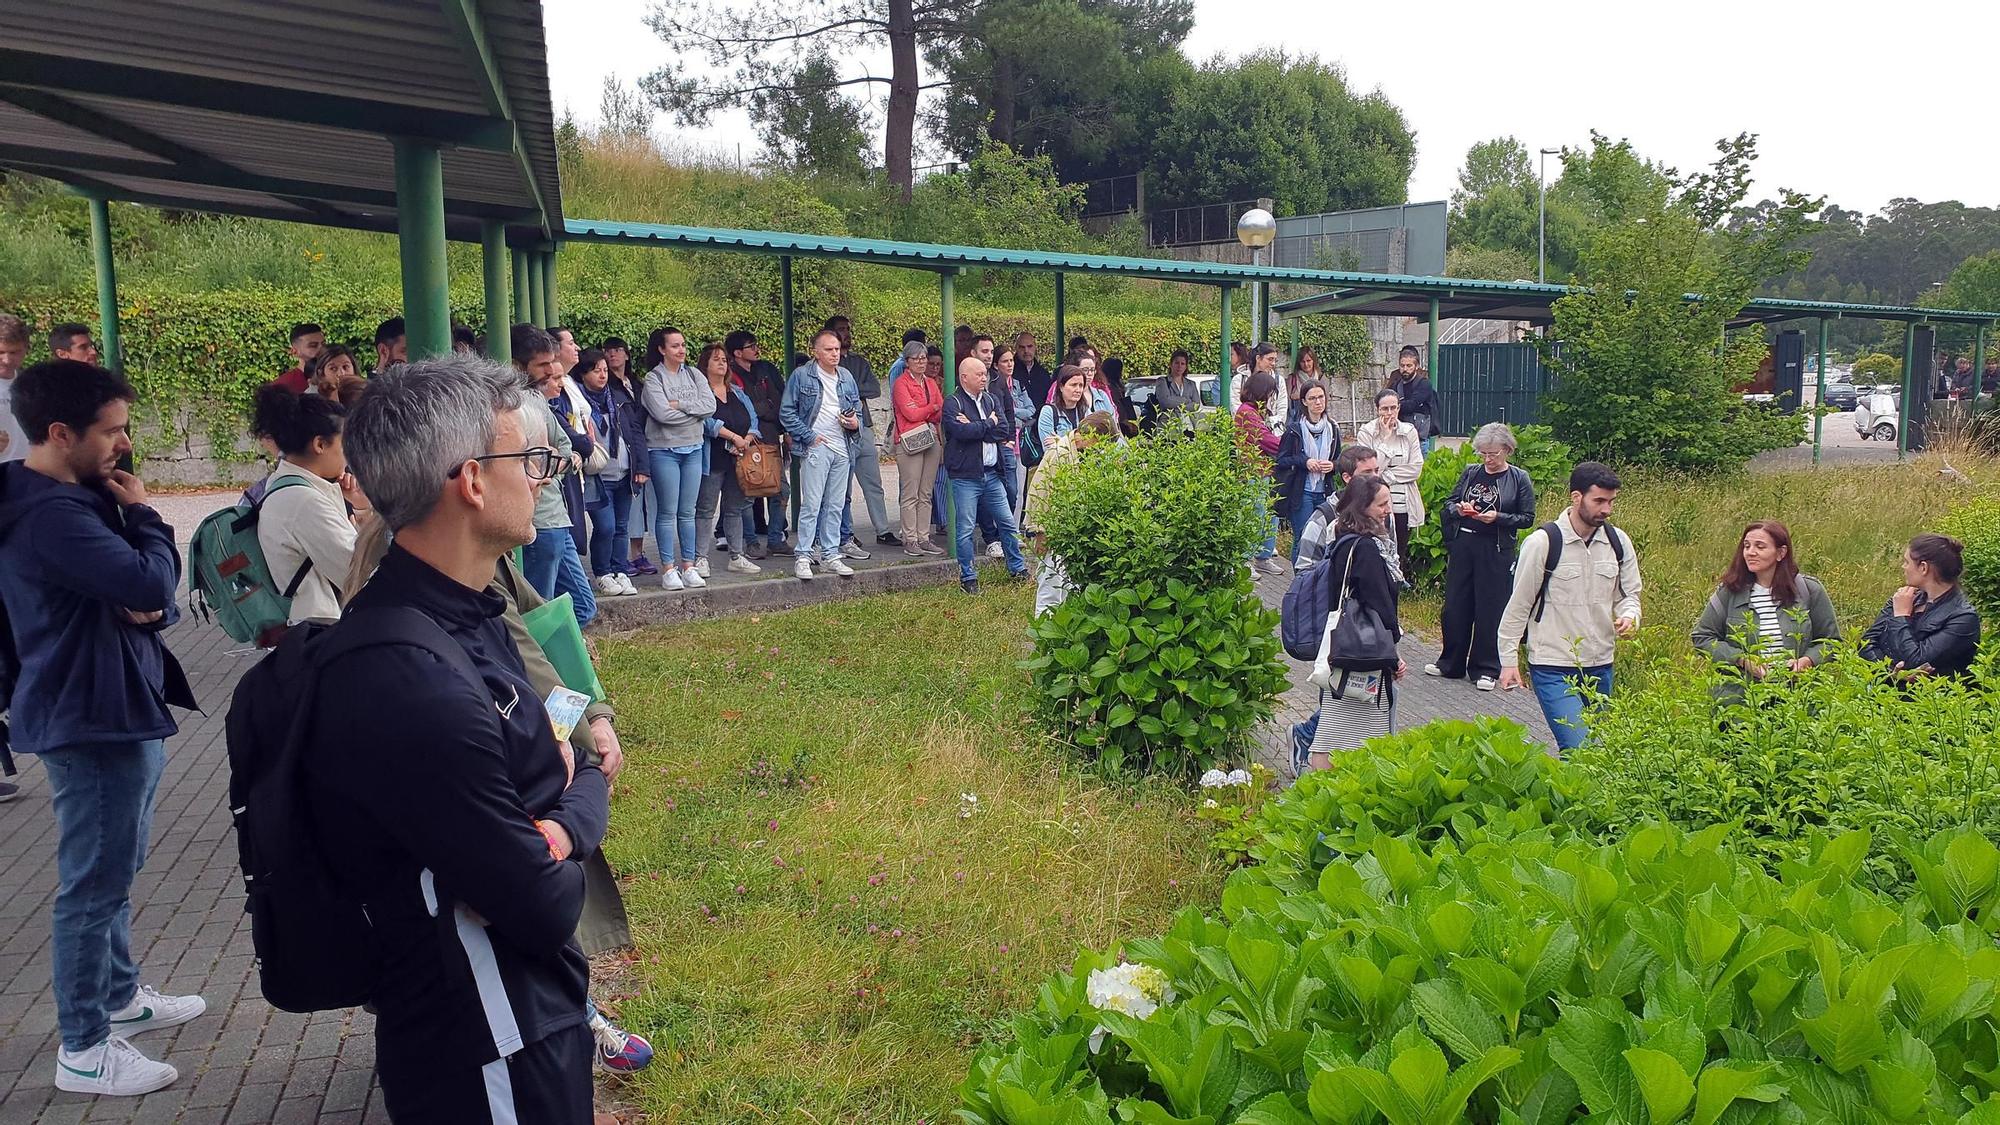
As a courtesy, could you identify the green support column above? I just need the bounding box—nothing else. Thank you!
[1899,324,1915,461]
[511,247,529,328]
[1218,285,1234,404]
[541,249,560,327]
[87,195,121,373]
[1973,324,1988,415]
[481,221,511,367]
[1289,320,1302,370]
[391,139,451,360]
[1813,319,1828,467]
[1053,273,1066,357]
[1427,296,1440,374]
[780,256,796,370]
[941,270,958,534]
[525,253,546,327]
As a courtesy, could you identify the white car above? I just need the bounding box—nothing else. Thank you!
[1853,386,1901,442]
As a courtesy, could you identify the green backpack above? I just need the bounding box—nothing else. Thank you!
[187,476,317,647]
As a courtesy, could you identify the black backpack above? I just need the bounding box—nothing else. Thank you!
[1529,521,1627,622]
[225,606,482,1012]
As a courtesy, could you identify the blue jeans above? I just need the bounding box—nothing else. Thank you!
[647,447,704,565]
[1253,494,1278,561]
[597,475,635,575]
[1528,663,1614,753]
[797,439,851,559]
[41,739,165,1052]
[978,444,1020,545]
[1293,487,1326,564]
[524,527,597,628]
[951,472,1025,582]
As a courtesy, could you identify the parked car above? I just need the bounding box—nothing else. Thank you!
[1853,385,1901,441]
[1821,378,1858,412]
[1124,373,1221,423]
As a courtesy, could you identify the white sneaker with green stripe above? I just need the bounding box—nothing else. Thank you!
[108,985,207,1036]
[54,1036,178,1096]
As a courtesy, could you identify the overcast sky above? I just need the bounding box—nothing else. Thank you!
[545,0,1998,216]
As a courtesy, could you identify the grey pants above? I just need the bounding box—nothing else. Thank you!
[696,467,751,555]
[850,415,892,536]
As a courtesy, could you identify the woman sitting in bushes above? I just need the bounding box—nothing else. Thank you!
[1303,474,1407,773]
[1023,411,1118,616]
[1691,520,1839,692]
[1861,532,1982,678]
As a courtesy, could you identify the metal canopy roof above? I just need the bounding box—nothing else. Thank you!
[1271,283,2000,329]
[0,0,563,245]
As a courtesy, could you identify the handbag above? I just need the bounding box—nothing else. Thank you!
[520,594,606,703]
[1308,536,1400,689]
[735,440,783,497]
[581,438,609,476]
[896,423,937,454]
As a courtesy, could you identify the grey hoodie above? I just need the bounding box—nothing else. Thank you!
[638,363,715,449]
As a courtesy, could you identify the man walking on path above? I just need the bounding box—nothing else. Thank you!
[0,359,204,1097]
[1494,461,1642,752]
[305,354,610,1123]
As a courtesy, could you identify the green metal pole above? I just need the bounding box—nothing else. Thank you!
[780,256,796,370]
[1813,318,1827,467]
[542,249,560,327]
[391,139,451,360]
[1053,272,1066,358]
[481,221,511,367]
[940,269,958,535]
[520,246,536,326]
[525,253,546,328]
[1973,324,1988,416]
[87,195,120,373]
[1427,296,1440,374]
[1899,323,1915,461]
[1289,320,1302,371]
[1218,285,1234,405]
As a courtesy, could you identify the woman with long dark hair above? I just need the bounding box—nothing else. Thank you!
[250,383,366,627]
[694,341,762,574]
[1355,388,1425,580]
[574,348,639,597]
[639,326,716,591]
[1301,474,1407,774]
[1275,379,1339,566]
[602,335,655,577]
[1692,520,1839,687]
[1860,533,1981,678]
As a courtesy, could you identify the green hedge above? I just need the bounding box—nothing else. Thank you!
[1940,498,2000,622]
[3,284,1368,474]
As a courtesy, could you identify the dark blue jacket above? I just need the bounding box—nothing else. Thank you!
[0,462,195,754]
[944,389,1013,480]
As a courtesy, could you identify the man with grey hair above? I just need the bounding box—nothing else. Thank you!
[300,353,609,1123]
[1427,421,1537,690]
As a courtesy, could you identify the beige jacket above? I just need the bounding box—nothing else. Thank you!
[1495,507,1643,669]
[257,461,356,625]
[1355,420,1426,526]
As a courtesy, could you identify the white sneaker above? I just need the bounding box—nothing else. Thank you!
[661,568,685,591]
[109,985,207,1036]
[986,542,1004,559]
[824,556,855,577]
[714,535,729,551]
[1475,676,1498,692]
[615,573,638,596]
[727,554,760,575]
[795,556,814,580]
[596,574,624,598]
[1422,663,1444,677]
[843,538,872,560]
[682,566,707,589]
[55,1036,178,1096]
[696,557,711,578]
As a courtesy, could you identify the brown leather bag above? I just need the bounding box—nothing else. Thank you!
[735,440,783,497]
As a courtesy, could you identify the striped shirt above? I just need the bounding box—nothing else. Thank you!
[1749,585,1786,659]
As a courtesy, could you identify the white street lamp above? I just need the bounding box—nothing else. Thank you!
[1237,207,1277,344]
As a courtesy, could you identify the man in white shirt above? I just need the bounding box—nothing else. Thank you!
[0,314,28,464]
[777,330,862,579]
[1494,461,1642,753]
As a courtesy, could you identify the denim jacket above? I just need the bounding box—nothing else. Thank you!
[778,362,863,455]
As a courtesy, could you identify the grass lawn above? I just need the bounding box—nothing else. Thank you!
[594,578,1226,1122]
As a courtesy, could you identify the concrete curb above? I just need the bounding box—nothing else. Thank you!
[588,557,960,633]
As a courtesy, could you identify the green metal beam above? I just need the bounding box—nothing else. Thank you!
[1289,320,1302,370]
[780,256,796,374]
[481,220,510,366]
[1813,319,1827,467]
[940,269,958,535]
[1053,272,1066,357]
[1218,285,1235,404]
[511,247,529,328]
[433,0,555,240]
[1427,296,1440,383]
[88,195,120,373]
[542,249,559,327]
[393,139,451,360]
[525,252,546,326]
[1899,324,1915,461]
[1974,324,1988,416]
[0,49,515,150]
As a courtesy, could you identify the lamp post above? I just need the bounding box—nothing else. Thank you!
[1538,147,1560,284]
[1237,207,1277,344]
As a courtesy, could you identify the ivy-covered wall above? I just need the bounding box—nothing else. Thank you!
[2,284,1370,483]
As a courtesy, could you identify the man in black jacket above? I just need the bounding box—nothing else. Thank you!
[943,357,1028,594]
[308,354,610,1124]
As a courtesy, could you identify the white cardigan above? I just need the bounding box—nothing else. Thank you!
[1355,419,1426,526]
[257,460,357,624]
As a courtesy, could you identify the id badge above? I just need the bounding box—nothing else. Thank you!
[544,686,591,744]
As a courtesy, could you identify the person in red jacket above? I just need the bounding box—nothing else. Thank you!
[1235,371,1286,576]
[891,343,946,556]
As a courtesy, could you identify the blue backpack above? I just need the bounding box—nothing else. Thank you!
[1279,534,1356,661]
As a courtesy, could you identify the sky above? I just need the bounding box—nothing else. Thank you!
[544,0,1999,216]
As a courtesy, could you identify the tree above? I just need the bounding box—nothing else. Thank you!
[748,58,872,178]
[1542,134,1819,471]
[643,0,949,197]
[1139,51,1414,215]
[1922,249,2000,355]
[597,75,655,141]
[1447,134,1672,284]
[899,141,1087,293]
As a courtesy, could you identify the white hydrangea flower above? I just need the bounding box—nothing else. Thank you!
[1226,768,1252,787]
[1198,769,1229,789]
[1202,798,1219,809]
[1086,962,1176,1052]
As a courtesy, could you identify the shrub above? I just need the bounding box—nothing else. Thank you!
[960,819,2000,1125]
[1404,425,1573,590]
[1023,576,1286,778]
[1568,643,2000,889]
[1940,498,2000,621]
[1238,718,1587,889]
[1852,352,1902,381]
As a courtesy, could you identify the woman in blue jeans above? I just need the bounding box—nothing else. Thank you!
[575,348,640,597]
[521,368,597,629]
[638,326,716,591]
[1275,380,1338,566]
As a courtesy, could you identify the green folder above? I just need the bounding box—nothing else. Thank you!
[520,594,605,703]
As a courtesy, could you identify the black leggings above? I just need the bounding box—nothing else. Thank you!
[1438,534,1515,680]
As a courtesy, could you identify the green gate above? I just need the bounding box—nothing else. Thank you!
[1433,343,1550,436]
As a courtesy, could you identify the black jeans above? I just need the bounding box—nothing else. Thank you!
[1437,532,1515,680]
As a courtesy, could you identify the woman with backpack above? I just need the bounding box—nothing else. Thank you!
[1300,473,1407,774]
[250,384,367,627]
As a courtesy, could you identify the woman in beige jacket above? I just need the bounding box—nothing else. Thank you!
[1354,388,1425,579]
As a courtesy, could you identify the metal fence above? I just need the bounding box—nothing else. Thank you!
[1079,173,1140,217]
[1433,343,1552,436]
[1149,199,1262,247]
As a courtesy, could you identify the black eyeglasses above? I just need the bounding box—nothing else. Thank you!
[448,446,561,481]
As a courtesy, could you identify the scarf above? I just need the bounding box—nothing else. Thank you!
[580,382,619,458]
[1301,417,1333,489]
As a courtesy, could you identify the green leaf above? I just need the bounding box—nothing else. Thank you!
[1436,1046,1524,1125]
[1115,1099,1215,1125]
[1690,1063,1782,1125]
[1409,978,1503,1062]
[1426,902,1477,955]
[1861,1028,1935,1121]
[1234,1091,1313,1125]
[1798,997,1887,1074]
[1623,1048,1696,1125]
[1548,1006,1643,1122]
